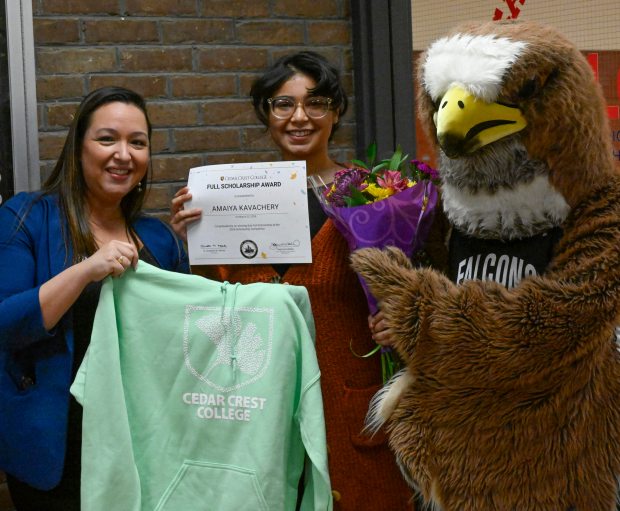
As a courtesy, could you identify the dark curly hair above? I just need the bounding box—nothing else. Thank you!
[250,51,348,138]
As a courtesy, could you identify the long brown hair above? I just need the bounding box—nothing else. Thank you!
[42,86,153,263]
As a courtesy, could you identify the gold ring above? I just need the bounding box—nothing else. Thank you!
[117,256,124,265]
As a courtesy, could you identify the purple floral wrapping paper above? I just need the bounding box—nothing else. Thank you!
[323,180,438,315]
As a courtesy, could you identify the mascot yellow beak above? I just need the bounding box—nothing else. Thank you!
[434,86,527,158]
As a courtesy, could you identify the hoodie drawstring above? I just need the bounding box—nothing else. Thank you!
[220,281,241,374]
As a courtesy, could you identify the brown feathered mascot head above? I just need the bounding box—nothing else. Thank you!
[351,21,620,511]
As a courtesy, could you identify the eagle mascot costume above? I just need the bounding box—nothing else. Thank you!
[350,21,620,511]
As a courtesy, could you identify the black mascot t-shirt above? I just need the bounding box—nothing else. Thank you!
[448,227,562,289]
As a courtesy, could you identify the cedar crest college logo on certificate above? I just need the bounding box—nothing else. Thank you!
[183,305,273,392]
[240,239,258,259]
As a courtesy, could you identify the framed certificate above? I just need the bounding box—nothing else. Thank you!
[186,161,312,265]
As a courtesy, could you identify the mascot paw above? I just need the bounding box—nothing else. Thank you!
[350,247,417,302]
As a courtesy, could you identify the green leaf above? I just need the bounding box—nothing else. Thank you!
[344,196,365,207]
[398,154,410,178]
[371,162,388,174]
[349,159,368,169]
[387,145,404,170]
[360,344,381,358]
[345,185,370,206]
[366,142,377,167]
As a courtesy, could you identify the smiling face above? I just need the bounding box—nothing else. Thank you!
[81,101,150,210]
[267,73,339,167]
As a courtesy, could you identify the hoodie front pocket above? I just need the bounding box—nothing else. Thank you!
[155,460,269,511]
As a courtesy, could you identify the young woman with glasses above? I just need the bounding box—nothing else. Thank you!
[170,51,414,510]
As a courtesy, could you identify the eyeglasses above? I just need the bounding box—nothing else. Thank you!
[267,96,333,119]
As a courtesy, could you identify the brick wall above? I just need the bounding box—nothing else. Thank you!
[31,0,356,218]
[0,2,355,508]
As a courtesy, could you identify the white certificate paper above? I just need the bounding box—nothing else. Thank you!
[186,161,312,265]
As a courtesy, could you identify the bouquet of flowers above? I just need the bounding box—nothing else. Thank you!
[309,144,439,382]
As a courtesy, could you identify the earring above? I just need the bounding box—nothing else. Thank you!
[137,181,143,193]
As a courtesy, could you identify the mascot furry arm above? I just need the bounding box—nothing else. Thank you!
[350,21,620,511]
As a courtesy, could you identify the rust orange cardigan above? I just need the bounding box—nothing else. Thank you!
[193,220,414,511]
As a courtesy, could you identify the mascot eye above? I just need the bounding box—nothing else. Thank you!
[517,78,540,100]
[517,68,559,101]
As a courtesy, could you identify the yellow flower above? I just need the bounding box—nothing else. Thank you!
[365,183,394,201]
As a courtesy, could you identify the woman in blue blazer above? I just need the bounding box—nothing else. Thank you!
[0,87,189,510]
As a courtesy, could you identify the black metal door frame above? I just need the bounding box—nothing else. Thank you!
[351,0,415,160]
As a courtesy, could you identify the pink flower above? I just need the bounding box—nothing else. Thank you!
[376,170,409,192]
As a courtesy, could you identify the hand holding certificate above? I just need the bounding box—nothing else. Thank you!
[186,161,312,265]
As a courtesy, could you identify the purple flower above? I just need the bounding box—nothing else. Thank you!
[326,167,370,206]
[412,159,440,180]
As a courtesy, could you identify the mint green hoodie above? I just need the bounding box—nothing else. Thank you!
[71,262,332,511]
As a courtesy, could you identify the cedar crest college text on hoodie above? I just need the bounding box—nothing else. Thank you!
[70,262,332,511]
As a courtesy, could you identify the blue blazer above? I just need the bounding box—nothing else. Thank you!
[0,192,189,489]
